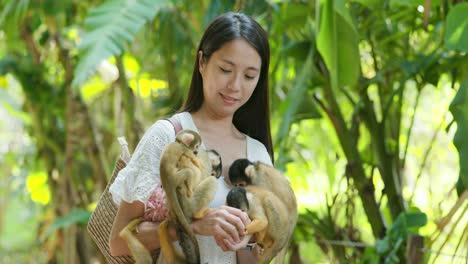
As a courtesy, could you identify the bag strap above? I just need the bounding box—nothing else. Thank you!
[117,137,131,163]
[163,116,182,135]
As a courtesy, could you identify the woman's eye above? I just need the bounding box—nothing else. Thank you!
[220,67,231,73]
[245,75,256,80]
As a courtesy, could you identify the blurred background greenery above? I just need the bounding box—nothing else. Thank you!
[0,0,467,263]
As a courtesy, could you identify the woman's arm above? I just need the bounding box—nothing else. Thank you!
[109,200,176,256]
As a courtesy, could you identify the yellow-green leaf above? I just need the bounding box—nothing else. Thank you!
[26,171,50,205]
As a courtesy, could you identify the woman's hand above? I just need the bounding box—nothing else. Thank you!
[191,205,251,251]
[215,233,252,252]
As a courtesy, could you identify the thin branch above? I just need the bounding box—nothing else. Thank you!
[408,112,447,204]
[421,248,468,260]
[402,86,423,171]
[20,19,40,64]
[318,79,386,237]
[429,190,468,246]
[431,203,468,264]
[450,219,468,263]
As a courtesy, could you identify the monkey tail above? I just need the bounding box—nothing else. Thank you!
[172,194,201,263]
[272,246,288,264]
[175,222,200,264]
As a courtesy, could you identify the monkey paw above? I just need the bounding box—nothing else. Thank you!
[193,208,211,219]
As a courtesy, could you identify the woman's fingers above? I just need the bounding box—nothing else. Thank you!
[216,234,251,252]
[214,235,229,251]
[216,206,249,236]
[192,206,253,250]
[213,221,234,240]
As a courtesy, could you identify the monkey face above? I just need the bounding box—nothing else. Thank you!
[229,159,253,187]
[207,149,222,178]
[226,187,249,212]
[176,130,202,155]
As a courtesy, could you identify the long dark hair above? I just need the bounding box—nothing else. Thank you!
[181,12,273,162]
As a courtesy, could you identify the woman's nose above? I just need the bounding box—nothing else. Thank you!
[228,75,242,91]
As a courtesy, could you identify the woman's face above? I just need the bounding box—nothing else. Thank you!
[199,38,262,118]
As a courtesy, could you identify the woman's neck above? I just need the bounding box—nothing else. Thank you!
[190,109,243,139]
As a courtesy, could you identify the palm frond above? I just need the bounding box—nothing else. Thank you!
[72,0,169,89]
[274,48,315,168]
[0,0,30,26]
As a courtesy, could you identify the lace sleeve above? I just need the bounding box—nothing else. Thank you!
[109,119,175,205]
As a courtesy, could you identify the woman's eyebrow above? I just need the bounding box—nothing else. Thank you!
[220,59,260,72]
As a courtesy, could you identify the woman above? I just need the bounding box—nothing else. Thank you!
[109,12,273,263]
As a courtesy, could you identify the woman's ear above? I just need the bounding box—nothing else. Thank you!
[198,50,205,75]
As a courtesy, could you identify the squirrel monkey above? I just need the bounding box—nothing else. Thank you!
[228,159,297,215]
[228,159,298,263]
[226,186,290,264]
[119,130,221,264]
[159,130,219,264]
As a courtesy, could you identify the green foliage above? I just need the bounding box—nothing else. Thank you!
[0,0,30,25]
[317,0,360,90]
[449,74,468,195]
[275,50,318,168]
[375,212,427,263]
[1,0,466,262]
[444,2,468,53]
[41,209,91,241]
[72,0,168,88]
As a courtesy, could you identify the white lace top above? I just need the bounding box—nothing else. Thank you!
[109,112,272,264]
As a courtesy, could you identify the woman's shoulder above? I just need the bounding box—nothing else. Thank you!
[246,135,272,165]
[145,112,189,138]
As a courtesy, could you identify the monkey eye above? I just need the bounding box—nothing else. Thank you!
[238,182,247,187]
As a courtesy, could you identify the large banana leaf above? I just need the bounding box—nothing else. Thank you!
[316,0,360,91]
[72,0,168,89]
[444,2,468,53]
[274,49,316,168]
[446,3,468,194]
[449,74,468,194]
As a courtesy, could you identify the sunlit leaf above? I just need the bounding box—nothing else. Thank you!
[80,76,108,101]
[445,2,468,53]
[123,55,141,77]
[26,171,50,205]
[129,74,167,98]
[0,76,7,87]
[87,202,97,211]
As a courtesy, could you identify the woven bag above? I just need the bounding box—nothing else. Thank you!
[87,137,160,263]
[87,118,181,263]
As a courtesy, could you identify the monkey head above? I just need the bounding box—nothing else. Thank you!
[207,149,222,178]
[228,159,254,187]
[175,129,201,154]
[226,187,250,212]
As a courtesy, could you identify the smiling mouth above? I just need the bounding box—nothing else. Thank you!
[220,94,239,103]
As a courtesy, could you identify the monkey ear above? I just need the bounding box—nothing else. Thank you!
[245,165,255,178]
[181,132,195,146]
[208,151,221,166]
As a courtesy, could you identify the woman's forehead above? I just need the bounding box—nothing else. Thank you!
[211,39,261,69]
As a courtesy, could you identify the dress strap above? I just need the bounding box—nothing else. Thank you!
[163,117,182,135]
